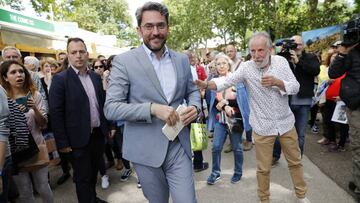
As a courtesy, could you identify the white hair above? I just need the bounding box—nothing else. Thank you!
[24,56,40,71]
[2,46,22,57]
[248,31,272,49]
[214,53,233,67]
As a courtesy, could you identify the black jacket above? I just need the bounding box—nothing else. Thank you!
[328,45,360,83]
[49,68,109,149]
[290,51,320,98]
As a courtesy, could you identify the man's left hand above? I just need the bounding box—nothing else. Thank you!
[261,75,279,87]
[180,106,198,126]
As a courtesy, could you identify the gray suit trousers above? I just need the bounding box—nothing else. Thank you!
[133,138,196,203]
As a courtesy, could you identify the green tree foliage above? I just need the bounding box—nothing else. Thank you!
[0,0,24,10]
[165,0,355,51]
[354,0,360,13]
[29,0,140,47]
[164,0,214,50]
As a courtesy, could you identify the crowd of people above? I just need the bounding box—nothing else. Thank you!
[0,1,359,203]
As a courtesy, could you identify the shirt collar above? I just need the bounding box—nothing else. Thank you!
[70,65,90,76]
[142,44,170,61]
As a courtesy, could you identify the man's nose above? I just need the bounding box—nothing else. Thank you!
[152,26,160,34]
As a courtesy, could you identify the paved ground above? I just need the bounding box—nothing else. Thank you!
[304,124,354,198]
[43,134,356,203]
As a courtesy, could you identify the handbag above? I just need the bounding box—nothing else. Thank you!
[44,133,60,166]
[7,98,39,165]
[18,143,50,172]
[190,122,208,151]
[340,75,360,110]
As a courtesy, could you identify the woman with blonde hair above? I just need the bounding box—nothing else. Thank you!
[39,57,59,91]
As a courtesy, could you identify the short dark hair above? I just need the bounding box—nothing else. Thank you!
[97,55,105,59]
[66,37,87,52]
[135,2,169,27]
[107,55,116,68]
[58,52,66,56]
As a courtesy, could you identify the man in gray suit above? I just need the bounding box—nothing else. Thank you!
[104,2,201,203]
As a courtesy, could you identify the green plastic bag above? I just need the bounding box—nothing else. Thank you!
[190,123,208,151]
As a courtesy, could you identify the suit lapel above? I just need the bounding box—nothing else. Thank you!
[67,68,87,98]
[89,71,101,107]
[134,47,168,103]
[169,50,181,103]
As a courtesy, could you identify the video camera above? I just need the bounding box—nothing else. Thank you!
[276,39,298,61]
[341,15,360,47]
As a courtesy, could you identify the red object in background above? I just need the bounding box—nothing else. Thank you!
[326,74,346,100]
[196,64,207,81]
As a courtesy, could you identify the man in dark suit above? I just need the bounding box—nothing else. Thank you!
[49,38,109,203]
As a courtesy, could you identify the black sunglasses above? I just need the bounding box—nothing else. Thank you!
[94,65,104,69]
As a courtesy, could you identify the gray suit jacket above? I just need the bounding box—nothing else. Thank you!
[104,46,201,167]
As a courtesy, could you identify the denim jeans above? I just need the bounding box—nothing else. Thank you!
[0,157,12,202]
[273,105,310,158]
[211,121,244,176]
[246,129,253,142]
[13,167,53,203]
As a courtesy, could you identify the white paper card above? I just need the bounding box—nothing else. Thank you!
[162,104,187,141]
[331,101,348,124]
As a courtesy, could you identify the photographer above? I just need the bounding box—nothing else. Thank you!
[328,16,360,200]
[273,35,320,164]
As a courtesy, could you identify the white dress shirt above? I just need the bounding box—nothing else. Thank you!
[142,45,177,103]
[71,66,100,129]
[213,55,300,136]
[190,65,198,81]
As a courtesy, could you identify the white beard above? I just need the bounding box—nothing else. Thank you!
[254,53,270,68]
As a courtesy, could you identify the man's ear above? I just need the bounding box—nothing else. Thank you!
[136,27,143,38]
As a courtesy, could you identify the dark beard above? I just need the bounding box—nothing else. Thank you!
[144,39,167,53]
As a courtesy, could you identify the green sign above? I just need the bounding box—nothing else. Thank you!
[0,8,54,32]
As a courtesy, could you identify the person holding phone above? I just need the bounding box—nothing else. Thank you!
[0,60,52,203]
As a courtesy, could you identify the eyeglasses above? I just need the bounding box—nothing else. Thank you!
[94,65,104,69]
[141,23,167,31]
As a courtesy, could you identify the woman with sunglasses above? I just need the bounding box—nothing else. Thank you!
[0,60,53,203]
[92,59,107,78]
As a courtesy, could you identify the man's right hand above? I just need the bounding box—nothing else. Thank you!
[59,147,72,153]
[151,103,179,126]
[195,80,208,90]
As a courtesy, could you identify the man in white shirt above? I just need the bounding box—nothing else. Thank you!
[196,32,309,203]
